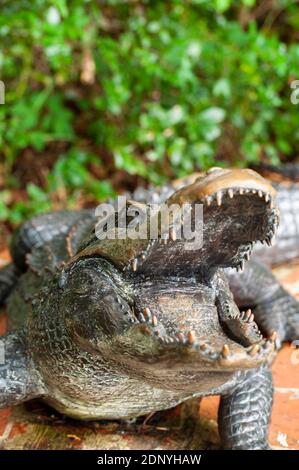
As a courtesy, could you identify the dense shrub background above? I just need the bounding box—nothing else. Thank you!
[1,0,299,225]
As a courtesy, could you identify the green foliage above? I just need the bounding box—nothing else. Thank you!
[0,0,299,222]
[49,149,115,200]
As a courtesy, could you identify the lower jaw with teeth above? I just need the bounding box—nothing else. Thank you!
[136,308,277,369]
[158,330,276,368]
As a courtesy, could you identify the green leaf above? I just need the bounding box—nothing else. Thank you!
[88,180,116,201]
[242,0,256,6]
[114,147,147,177]
[200,107,226,124]
[215,0,232,13]
[213,78,231,98]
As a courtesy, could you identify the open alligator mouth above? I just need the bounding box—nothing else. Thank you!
[125,168,280,371]
[75,168,280,371]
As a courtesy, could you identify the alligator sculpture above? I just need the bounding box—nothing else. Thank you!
[0,167,298,450]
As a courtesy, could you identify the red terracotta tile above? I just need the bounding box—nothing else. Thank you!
[200,396,219,422]
[9,421,28,439]
[0,313,7,335]
[272,345,299,389]
[0,249,10,267]
[270,391,299,449]
[0,408,12,438]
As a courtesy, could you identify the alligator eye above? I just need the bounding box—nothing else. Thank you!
[68,269,98,295]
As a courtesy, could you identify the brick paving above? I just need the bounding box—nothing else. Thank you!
[0,250,298,449]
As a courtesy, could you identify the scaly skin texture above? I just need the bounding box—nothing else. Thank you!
[219,365,273,450]
[0,331,45,408]
[0,167,295,450]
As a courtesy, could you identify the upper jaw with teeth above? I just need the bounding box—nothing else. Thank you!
[201,185,279,273]
[204,186,274,208]
[75,168,278,279]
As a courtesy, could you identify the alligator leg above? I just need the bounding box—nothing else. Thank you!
[218,365,273,450]
[226,260,299,345]
[0,331,45,408]
[0,264,19,307]
[1,211,95,305]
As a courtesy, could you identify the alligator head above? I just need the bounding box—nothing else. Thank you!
[59,168,279,392]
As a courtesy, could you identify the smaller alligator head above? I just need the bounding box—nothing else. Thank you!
[54,169,279,393]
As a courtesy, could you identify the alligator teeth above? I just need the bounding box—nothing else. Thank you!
[270,331,278,342]
[187,330,196,345]
[248,313,255,323]
[205,196,212,206]
[221,344,230,358]
[239,188,244,195]
[245,251,251,261]
[265,193,270,202]
[228,188,234,199]
[132,259,138,272]
[245,309,252,320]
[169,227,177,242]
[138,313,146,323]
[248,344,260,356]
[258,190,263,198]
[176,332,185,343]
[143,307,152,321]
[216,191,223,206]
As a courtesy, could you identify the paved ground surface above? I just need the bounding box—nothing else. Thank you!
[0,249,298,450]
